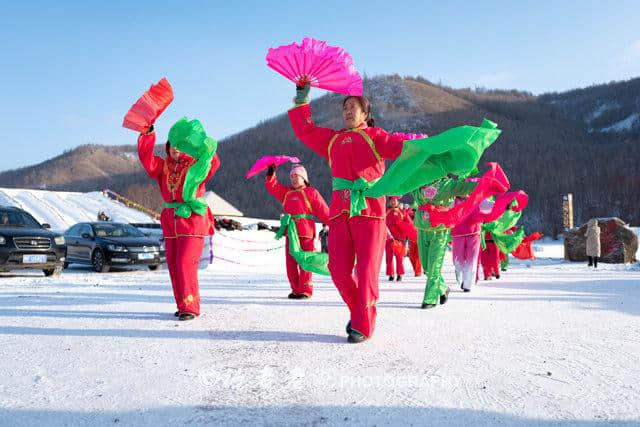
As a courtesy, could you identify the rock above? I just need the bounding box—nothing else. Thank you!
[214,218,244,231]
[564,217,638,263]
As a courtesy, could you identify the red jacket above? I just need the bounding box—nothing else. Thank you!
[288,104,405,221]
[386,207,407,239]
[137,132,220,238]
[265,174,329,239]
[386,207,418,242]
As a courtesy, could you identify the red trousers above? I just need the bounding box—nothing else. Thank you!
[165,236,205,315]
[408,240,422,276]
[285,236,315,296]
[385,238,405,276]
[328,216,386,338]
[481,241,501,279]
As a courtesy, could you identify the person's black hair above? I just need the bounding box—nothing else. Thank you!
[342,96,375,127]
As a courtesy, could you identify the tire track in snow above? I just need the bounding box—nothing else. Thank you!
[44,191,95,224]
[24,190,70,229]
[0,190,26,210]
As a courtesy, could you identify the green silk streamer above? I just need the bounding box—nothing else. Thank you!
[165,199,209,219]
[494,228,526,254]
[166,117,218,218]
[331,177,380,217]
[276,214,329,276]
[483,201,526,253]
[367,119,501,198]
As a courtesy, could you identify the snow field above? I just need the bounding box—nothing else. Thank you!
[1,236,639,426]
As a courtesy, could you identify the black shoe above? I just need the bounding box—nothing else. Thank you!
[288,293,297,299]
[346,320,353,335]
[347,330,368,343]
[178,312,196,321]
[298,294,310,299]
[495,275,500,279]
[174,311,180,317]
[461,282,464,290]
[439,288,450,305]
[388,276,394,281]
[463,288,471,293]
[421,303,437,309]
[396,275,402,282]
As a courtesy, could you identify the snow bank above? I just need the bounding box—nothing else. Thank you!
[0,188,156,232]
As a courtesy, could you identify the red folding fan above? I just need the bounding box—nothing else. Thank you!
[122,78,174,132]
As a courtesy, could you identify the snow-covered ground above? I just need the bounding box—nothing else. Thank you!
[1,233,639,426]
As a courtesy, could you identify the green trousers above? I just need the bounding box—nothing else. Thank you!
[501,255,509,271]
[417,228,450,304]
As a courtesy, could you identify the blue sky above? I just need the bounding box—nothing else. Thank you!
[1,1,639,171]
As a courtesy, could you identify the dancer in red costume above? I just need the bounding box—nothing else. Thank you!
[288,83,405,343]
[265,163,329,299]
[481,230,502,280]
[385,196,407,281]
[403,204,422,277]
[138,120,219,321]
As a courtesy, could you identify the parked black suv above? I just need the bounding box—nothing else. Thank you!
[0,206,67,276]
[64,222,165,272]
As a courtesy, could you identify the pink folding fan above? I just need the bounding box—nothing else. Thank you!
[245,155,300,179]
[266,37,363,96]
[391,132,428,140]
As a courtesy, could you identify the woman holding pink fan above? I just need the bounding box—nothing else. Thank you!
[268,38,407,343]
[288,83,405,343]
[268,37,409,342]
[264,162,329,299]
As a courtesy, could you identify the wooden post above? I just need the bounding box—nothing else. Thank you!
[562,193,573,231]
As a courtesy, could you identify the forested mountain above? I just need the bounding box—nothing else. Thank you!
[2,75,638,235]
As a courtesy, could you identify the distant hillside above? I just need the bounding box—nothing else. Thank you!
[540,77,640,136]
[1,75,638,235]
[212,75,640,235]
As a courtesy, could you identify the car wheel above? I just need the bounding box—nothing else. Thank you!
[91,249,110,273]
[148,264,160,271]
[43,266,63,277]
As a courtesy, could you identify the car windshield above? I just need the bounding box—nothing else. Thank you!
[0,210,41,228]
[92,223,144,238]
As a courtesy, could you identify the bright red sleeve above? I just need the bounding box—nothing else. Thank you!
[309,188,330,225]
[371,128,405,160]
[137,132,164,180]
[204,153,220,182]
[402,214,418,242]
[478,191,529,224]
[423,164,510,228]
[265,173,288,204]
[288,104,335,161]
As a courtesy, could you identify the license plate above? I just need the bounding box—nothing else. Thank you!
[138,253,155,260]
[23,254,47,264]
